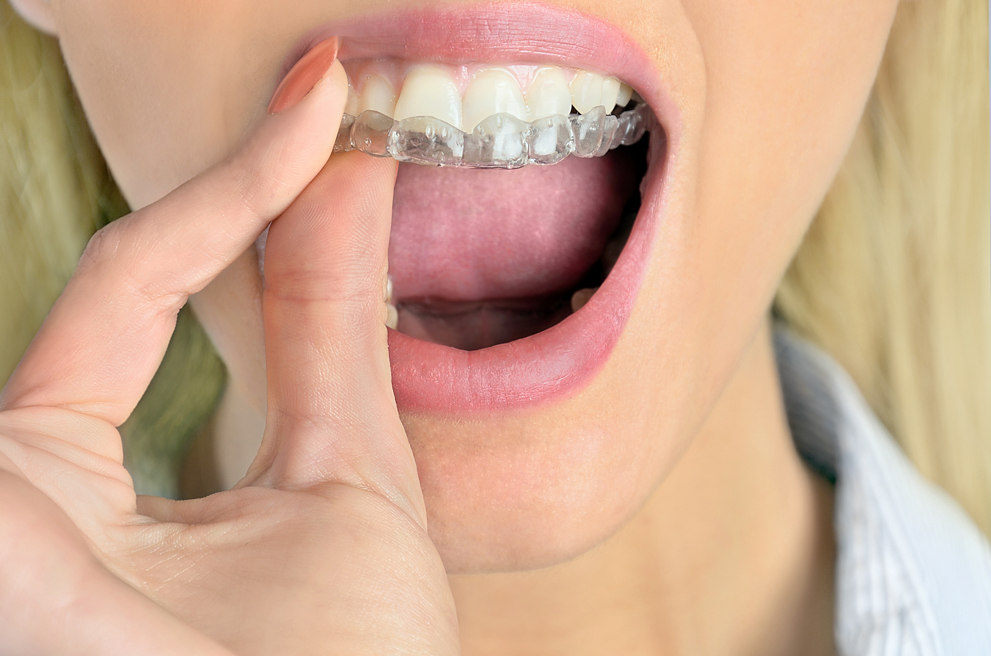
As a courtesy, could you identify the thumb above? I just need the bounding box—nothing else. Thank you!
[245,152,426,525]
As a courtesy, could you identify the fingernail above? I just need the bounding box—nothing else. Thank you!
[267,37,340,114]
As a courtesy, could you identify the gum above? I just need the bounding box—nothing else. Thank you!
[334,103,653,168]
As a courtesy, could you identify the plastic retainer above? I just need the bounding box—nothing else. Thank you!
[334,103,652,168]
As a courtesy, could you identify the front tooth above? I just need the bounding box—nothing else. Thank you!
[462,68,527,132]
[394,65,462,129]
[357,74,398,118]
[570,70,604,115]
[600,77,620,114]
[616,83,633,108]
[344,82,359,116]
[525,67,572,121]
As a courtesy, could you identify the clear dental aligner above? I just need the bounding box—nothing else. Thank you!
[333,63,656,169]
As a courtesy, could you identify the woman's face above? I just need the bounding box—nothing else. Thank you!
[36,0,896,571]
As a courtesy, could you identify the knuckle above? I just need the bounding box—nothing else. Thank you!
[77,221,125,276]
[268,278,383,331]
[76,217,185,319]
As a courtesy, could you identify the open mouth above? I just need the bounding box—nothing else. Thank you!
[278,3,676,412]
[335,59,656,351]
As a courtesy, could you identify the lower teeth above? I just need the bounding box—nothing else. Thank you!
[570,287,597,312]
[335,103,652,169]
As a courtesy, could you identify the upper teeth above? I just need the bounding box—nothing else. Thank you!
[352,74,395,118]
[463,67,528,132]
[526,67,572,120]
[394,66,464,128]
[342,62,635,131]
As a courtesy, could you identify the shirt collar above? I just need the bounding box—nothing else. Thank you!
[774,326,991,656]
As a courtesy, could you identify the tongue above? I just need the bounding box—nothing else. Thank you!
[388,152,638,302]
[388,151,638,349]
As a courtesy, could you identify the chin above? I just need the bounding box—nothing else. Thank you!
[401,403,665,573]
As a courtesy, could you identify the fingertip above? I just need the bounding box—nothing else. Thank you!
[267,36,340,114]
[300,58,349,119]
[221,57,350,227]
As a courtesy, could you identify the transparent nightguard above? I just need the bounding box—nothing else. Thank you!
[334,103,653,169]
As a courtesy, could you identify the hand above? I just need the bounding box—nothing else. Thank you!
[0,57,459,656]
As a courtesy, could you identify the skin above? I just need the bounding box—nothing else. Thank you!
[2,0,900,653]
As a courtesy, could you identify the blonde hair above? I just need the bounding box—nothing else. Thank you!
[1,0,988,529]
[0,4,225,498]
[776,0,990,532]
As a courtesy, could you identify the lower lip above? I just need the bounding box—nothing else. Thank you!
[389,134,670,413]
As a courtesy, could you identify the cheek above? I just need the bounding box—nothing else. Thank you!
[54,0,293,209]
[650,0,900,416]
[687,0,898,267]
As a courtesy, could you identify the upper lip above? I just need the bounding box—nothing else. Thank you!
[279,2,679,142]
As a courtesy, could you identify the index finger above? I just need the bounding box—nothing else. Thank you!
[0,54,348,438]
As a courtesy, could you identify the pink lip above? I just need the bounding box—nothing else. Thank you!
[289,3,679,413]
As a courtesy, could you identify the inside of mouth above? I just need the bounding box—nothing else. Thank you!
[333,60,662,350]
[388,132,652,351]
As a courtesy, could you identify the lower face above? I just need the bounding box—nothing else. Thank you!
[54,0,897,571]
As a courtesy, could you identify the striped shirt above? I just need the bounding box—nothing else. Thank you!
[775,328,991,655]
